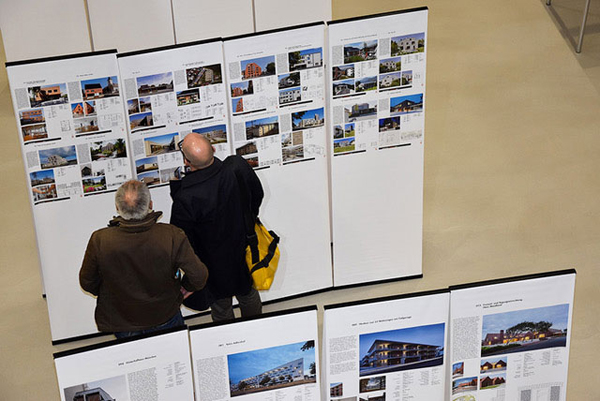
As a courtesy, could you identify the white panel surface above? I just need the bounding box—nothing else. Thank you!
[223,23,332,302]
[254,0,331,31]
[88,0,175,53]
[172,0,254,43]
[5,52,133,341]
[0,0,91,62]
[328,9,428,286]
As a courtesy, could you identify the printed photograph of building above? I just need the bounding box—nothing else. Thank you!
[292,107,324,131]
[20,108,45,125]
[359,323,445,376]
[84,101,96,116]
[359,393,385,401]
[333,137,355,154]
[344,40,378,64]
[379,72,401,89]
[30,170,55,187]
[359,376,386,393]
[278,72,300,89]
[90,139,127,161]
[334,125,344,139]
[283,145,304,163]
[21,123,48,142]
[355,76,377,92]
[80,76,119,101]
[74,116,99,134]
[452,362,464,378]
[143,133,179,156]
[176,89,200,106]
[390,94,423,115]
[186,64,222,88]
[192,124,228,144]
[279,87,301,105]
[345,102,377,122]
[232,98,244,113]
[28,83,68,107]
[236,141,257,157]
[289,47,323,71]
[135,156,159,174]
[63,374,127,401]
[83,176,107,193]
[32,183,57,203]
[71,102,85,118]
[39,146,77,169]
[231,80,253,97]
[331,382,343,397]
[344,123,355,137]
[481,303,569,357]
[379,57,402,73]
[139,97,152,113]
[241,55,276,80]
[130,111,153,130]
[401,71,413,87]
[391,33,425,56]
[127,99,140,115]
[379,117,401,132]
[246,116,279,140]
[136,72,174,96]
[80,164,92,177]
[452,377,478,395]
[282,132,292,147]
[138,170,160,186]
[227,340,317,397]
[480,357,507,373]
[479,373,506,390]
[333,79,355,96]
[332,64,354,81]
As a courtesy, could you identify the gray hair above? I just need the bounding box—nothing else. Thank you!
[115,180,151,220]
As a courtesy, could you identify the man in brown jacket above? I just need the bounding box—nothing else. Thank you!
[80,180,208,338]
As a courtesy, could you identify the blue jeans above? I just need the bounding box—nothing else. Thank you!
[114,311,184,339]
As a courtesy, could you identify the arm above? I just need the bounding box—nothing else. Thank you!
[235,156,264,217]
[173,229,208,292]
[79,234,101,296]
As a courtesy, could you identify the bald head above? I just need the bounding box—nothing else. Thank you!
[181,133,214,170]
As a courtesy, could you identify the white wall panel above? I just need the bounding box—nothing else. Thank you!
[254,0,331,31]
[172,0,254,43]
[88,0,175,53]
[0,0,91,62]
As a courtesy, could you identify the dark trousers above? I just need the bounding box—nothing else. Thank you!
[210,287,262,322]
[114,310,185,339]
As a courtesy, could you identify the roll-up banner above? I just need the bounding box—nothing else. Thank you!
[5,51,133,342]
[223,22,333,302]
[117,39,232,221]
[327,8,428,287]
[189,306,321,400]
[54,327,195,401]
[448,269,576,401]
[323,289,449,401]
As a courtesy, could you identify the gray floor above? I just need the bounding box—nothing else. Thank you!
[1,0,599,399]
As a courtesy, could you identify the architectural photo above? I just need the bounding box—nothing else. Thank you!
[389,94,423,115]
[143,133,179,156]
[39,146,77,169]
[28,83,68,107]
[344,40,378,63]
[246,116,279,139]
[391,32,425,56]
[192,124,228,144]
[186,64,222,88]
[292,107,324,131]
[136,72,174,96]
[289,47,323,71]
[241,55,275,79]
[80,76,119,99]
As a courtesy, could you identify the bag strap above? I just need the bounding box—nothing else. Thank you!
[232,162,260,263]
[250,230,280,274]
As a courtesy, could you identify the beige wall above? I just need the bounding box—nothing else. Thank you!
[0,0,599,399]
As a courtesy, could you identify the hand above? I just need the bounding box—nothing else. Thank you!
[180,287,193,299]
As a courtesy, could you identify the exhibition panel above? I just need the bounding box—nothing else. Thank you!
[117,39,232,221]
[327,9,428,286]
[223,23,333,302]
[448,270,576,401]
[54,328,195,401]
[5,51,133,341]
[189,306,321,401]
[323,290,449,400]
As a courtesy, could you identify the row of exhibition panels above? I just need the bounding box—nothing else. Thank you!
[6,9,428,342]
[54,270,576,401]
[0,0,332,61]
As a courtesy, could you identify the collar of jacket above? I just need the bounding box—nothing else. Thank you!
[180,157,223,188]
[108,211,163,232]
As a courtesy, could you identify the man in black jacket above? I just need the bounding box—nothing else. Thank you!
[170,133,263,321]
